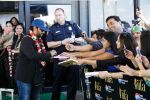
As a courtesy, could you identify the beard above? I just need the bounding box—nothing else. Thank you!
[36,33,42,38]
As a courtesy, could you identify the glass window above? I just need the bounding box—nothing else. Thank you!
[30,4,71,27]
[104,0,134,28]
[140,0,150,22]
[90,0,134,30]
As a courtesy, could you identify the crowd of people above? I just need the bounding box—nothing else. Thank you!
[0,7,150,100]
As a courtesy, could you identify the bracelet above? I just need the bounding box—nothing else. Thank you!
[109,73,112,78]
[139,70,144,77]
[108,72,112,78]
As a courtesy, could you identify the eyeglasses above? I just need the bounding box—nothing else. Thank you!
[133,32,141,34]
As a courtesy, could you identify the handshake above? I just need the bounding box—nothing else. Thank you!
[61,37,86,45]
[61,38,75,45]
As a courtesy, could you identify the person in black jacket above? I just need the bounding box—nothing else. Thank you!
[15,19,56,100]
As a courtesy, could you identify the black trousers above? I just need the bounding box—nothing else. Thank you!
[0,49,9,88]
[51,63,79,100]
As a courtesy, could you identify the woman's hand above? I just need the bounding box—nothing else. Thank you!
[141,55,150,68]
[50,50,57,57]
[119,65,135,76]
[98,71,111,79]
[76,58,86,65]
[135,55,145,70]
[65,44,75,51]
[124,49,134,60]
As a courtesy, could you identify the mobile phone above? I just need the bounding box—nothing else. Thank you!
[136,46,141,56]
[123,45,127,52]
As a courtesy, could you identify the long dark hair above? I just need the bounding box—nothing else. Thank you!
[10,17,19,26]
[141,30,150,61]
[0,25,3,36]
[12,23,24,49]
[103,31,118,55]
[118,32,137,56]
[14,23,25,33]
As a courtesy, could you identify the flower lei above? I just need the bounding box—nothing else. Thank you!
[29,30,46,66]
[7,47,14,77]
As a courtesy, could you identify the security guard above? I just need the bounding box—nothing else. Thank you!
[46,8,83,100]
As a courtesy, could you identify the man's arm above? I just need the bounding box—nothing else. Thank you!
[77,48,105,58]
[85,52,114,60]
[47,41,62,48]
[47,38,74,48]
[65,40,103,52]
[65,44,93,52]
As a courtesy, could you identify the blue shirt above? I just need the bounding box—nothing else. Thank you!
[46,21,83,54]
[90,40,103,51]
[106,49,119,72]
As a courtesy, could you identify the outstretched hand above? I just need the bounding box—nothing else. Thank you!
[61,52,75,58]
[98,71,111,79]
[124,49,134,60]
[62,38,74,45]
[119,65,135,76]
[141,55,150,68]
[65,44,75,51]
[50,50,57,57]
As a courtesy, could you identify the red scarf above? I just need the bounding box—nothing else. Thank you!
[29,31,46,66]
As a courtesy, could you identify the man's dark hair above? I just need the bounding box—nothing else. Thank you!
[55,8,65,13]
[106,16,121,23]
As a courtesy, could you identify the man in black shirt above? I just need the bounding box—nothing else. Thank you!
[15,19,56,100]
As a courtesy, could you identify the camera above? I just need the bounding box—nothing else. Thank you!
[132,19,140,25]
[132,18,141,25]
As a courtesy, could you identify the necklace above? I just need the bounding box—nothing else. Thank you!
[29,31,46,66]
[7,48,14,77]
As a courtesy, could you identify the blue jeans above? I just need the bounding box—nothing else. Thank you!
[16,80,41,100]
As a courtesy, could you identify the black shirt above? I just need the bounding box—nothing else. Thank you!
[96,54,135,71]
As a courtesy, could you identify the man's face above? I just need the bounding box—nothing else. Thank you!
[133,32,141,39]
[54,10,66,24]
[107,18,123,34]
[35,27,44,38]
